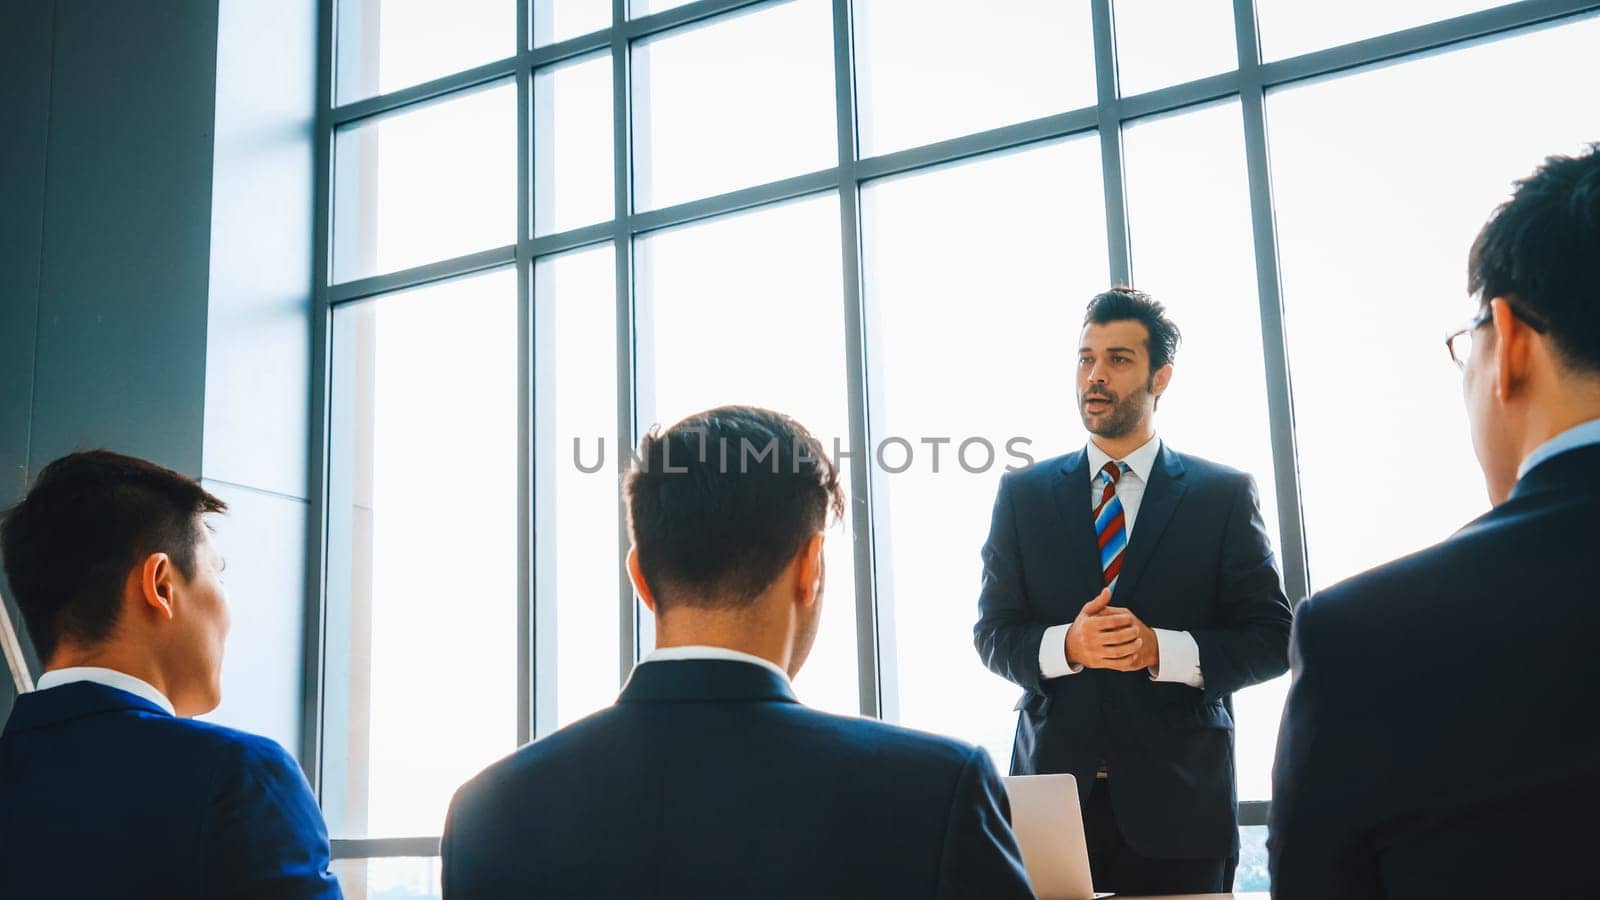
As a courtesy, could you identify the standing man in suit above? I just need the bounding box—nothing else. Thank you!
[975,288,1293,895]
[1269,147,1600,898]
[0,450,341,899]
[444,405,1033,899]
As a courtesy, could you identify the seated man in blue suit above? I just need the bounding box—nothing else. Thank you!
[443,405,1033,899]
[0,450,340,899]
[1269,146,1600,897]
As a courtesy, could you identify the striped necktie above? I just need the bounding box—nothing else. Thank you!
[1095,461,1130,586]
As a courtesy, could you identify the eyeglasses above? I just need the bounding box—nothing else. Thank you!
[1445,307,1494,370]
[1445,300,1548,370]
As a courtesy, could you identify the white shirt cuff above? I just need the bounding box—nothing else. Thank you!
[1039,623,1082,679]
[1148,628,1205,689]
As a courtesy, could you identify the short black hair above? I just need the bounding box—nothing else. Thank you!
[1469,144,1600,374]
[624,405,844,610]
[0,450,226,661]
[1084,286,1183,372]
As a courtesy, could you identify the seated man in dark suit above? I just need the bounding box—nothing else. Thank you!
[1269,146,1600,897]
[0,450,340,899]
[443,405,1034,899]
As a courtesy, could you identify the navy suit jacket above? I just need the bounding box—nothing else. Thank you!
[442,658,1033,899]
[975,444,1292,859]
[0,682,340,899]
[1269,443,1600,898]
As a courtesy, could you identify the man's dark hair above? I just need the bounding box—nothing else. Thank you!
[1469,144,1600,374]
[0,450,226,661]
[1084,286,1183,373]
[624,405,844,610]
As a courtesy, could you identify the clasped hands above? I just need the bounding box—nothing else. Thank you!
[1064,588,1159,672]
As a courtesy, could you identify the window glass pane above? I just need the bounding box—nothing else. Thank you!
[1237,825,1270,892]
[635,194,860,716]
[336,0,514,105]
[534,244,622,729]
[1113,0,1236,96]
[630,0,694,17]
[332,857,442,900]
[1123,99,1283,801]
[854,0,1095,157]
[632,0,837,210]
[1256,0,1506,61]
[861,136,1108,766]
[323,268,519,839]
[534,53,615,236]
[534,0,612,47]
[333,82,516,283]
[1268,16,1600,589]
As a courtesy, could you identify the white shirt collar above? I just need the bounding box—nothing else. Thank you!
[642,645,794,686]
[1086,434,1162,483]
[34,666,177,716]
[1517,417,1600,480]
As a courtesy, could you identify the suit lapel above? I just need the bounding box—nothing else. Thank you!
[1112,444,1188,605]
[1050,450,1105,595]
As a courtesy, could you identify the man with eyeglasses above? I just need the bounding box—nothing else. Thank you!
[1269,145,1600,898]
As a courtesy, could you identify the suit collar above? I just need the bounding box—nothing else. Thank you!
[619,658,800,705]
[1516,417,1600,481]
[642,645,793,686]
[3,681,173,735]
[35,666,176,715]
[1510,442,1600,501]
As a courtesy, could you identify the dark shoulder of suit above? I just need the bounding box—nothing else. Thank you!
[1292,443,1600,897]
[444,660,1011,900]
[0,683,336,899]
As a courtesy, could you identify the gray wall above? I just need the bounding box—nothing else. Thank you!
[0,0,317,755]
[0,0,54,723]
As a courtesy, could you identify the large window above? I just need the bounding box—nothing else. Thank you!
[310,1,1600,893]
[861,136,1108,766]
[1269,14,1600,589]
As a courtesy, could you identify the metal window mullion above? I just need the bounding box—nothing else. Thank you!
[331,837,442,860]
[1257,0,1600,89]
[829,0,883,721]
[1233,0,1310,605]
[516,0,536,748]
[854,106,1099,180]
[612,0,641,682]
[1090,0,1132,285]
[630,168,840,235]
[530,32,613,70]
[622,0,772,40]
[330,55,523,127]
[327,244,519,305]
[300,0,338,796]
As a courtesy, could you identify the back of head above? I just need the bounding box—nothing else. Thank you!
[1469,143,1600,377]
[0,450,226,664]
[624,405,843,610]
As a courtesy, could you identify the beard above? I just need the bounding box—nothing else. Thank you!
[1078,383,1150,438]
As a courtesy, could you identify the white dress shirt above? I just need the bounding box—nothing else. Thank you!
[1038,436,1206,688]
[1517,416,1600,480]
[642,644,794,687]
[35,665,177,715]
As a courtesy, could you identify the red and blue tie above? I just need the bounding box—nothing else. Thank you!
[1095,461,1129,587]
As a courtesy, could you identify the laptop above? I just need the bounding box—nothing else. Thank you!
[1002,774,1109,900]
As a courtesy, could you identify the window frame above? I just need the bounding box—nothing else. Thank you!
[304,0,1600,866]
